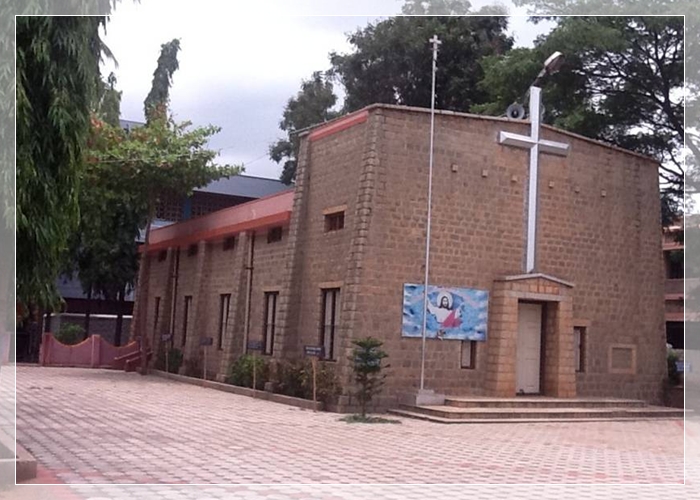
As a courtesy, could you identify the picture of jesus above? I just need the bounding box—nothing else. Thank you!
[427,290,462,329]
[401,283,488,341]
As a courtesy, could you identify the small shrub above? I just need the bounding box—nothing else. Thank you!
[226,354,269,389]
[183,357,203,378]
[275,359,341,404]
[301,360,341,404]
[339,414,401,424]
[275,359,306,398]
[667,350,681,386]
[349,336,389,418]
[55,323,84,345]
[154,346,184,374]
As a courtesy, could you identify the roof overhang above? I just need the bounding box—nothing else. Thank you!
[141,189,294,254]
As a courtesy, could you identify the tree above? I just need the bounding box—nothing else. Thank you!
[475,16,684,225]
[95,72,122,127]
[16,16,111,312]
[349,337,389,418]
[328,15,512,113]
[272,13,512,183]
[144,39,181,123]
[62,73,140,342]
[270,72,339,184]
[401,0,507,15]
[86,39,240,372]
[401,0,472,15]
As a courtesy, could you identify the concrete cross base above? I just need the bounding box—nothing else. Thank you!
[402,389,446,406]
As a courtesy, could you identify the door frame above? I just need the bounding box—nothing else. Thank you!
[516,300,546,395]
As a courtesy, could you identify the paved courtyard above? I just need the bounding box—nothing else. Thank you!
[3,366,698,499]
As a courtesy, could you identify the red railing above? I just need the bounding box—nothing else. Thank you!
[39,333,140,369]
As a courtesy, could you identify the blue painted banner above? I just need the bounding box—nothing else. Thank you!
[402,284,488,341]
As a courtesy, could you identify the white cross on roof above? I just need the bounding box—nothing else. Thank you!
[498,86,570,273]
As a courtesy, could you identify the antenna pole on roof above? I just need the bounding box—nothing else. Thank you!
[419,35,441,393]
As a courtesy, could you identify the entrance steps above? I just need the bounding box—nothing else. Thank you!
[389,396,685,423]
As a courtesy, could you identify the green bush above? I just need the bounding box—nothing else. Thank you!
[667,350,681,386]
[275,359,340,404]
[275,359,306,398]
[55,323,84,345]
[350,337,389,417]
[226,354,269,390]
[184,357,203,378]
[154,346,184,374]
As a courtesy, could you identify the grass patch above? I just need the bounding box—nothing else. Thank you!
[339,414,402,424]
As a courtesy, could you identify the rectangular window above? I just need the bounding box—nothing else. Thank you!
[218,294,231,350]
[267,227,283,243]
[187,244,198,257]
[325,211,345,232]
[182,295,192,347]
[263,292,278,355]
[321,288,340,360]
[223,236,236,251]
[153,297,161,335]
[574,326,586,373]
[460,340,476,369]
[157,250,167,262]
[666,250,683,279]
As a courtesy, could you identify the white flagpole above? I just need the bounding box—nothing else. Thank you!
[420,35,441,392]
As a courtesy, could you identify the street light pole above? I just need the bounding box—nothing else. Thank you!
[420,34,441,392]
[511,52,565,117]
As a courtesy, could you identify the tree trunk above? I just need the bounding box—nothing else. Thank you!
[84,287,93,340]
[136,206,155,375]
[27,304,41,363]
[114,287,124,346]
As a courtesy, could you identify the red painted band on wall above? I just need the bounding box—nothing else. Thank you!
[309,110,369,142]
[142,189,294,253]
[143,211,292,253]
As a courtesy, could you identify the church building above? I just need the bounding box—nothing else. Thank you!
[133,102,667,408]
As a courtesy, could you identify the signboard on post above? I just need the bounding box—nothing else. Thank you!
[304,346,324,358]
[246,340,264,397]
[677,361,692,373]
[162,334,173,374]
[200,337,213,380]
[303,346,324,411]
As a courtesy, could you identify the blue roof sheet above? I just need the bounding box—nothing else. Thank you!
[196,175,289,198]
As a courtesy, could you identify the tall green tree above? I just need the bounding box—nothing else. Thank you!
[64,73,142,342]
[16,16,111,312]
[95,72,122,127]
[272,13,512,183]
[270,71,339,184]
[329,15,512,114]
[86,39,241,370]
[401,0,472,15]
[475,16,684,224]
[143,38,180,123]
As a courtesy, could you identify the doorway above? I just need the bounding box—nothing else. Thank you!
[516,302,543,394]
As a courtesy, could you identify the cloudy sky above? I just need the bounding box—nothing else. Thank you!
[101,1,554,180]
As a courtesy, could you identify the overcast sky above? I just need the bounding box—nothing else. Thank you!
[101,1,554,180]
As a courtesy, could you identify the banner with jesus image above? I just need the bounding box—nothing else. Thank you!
[402,284,488,341]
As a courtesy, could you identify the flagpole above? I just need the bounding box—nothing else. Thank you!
[420,35,441,392]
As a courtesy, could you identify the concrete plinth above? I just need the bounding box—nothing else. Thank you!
[401,389,446,406]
